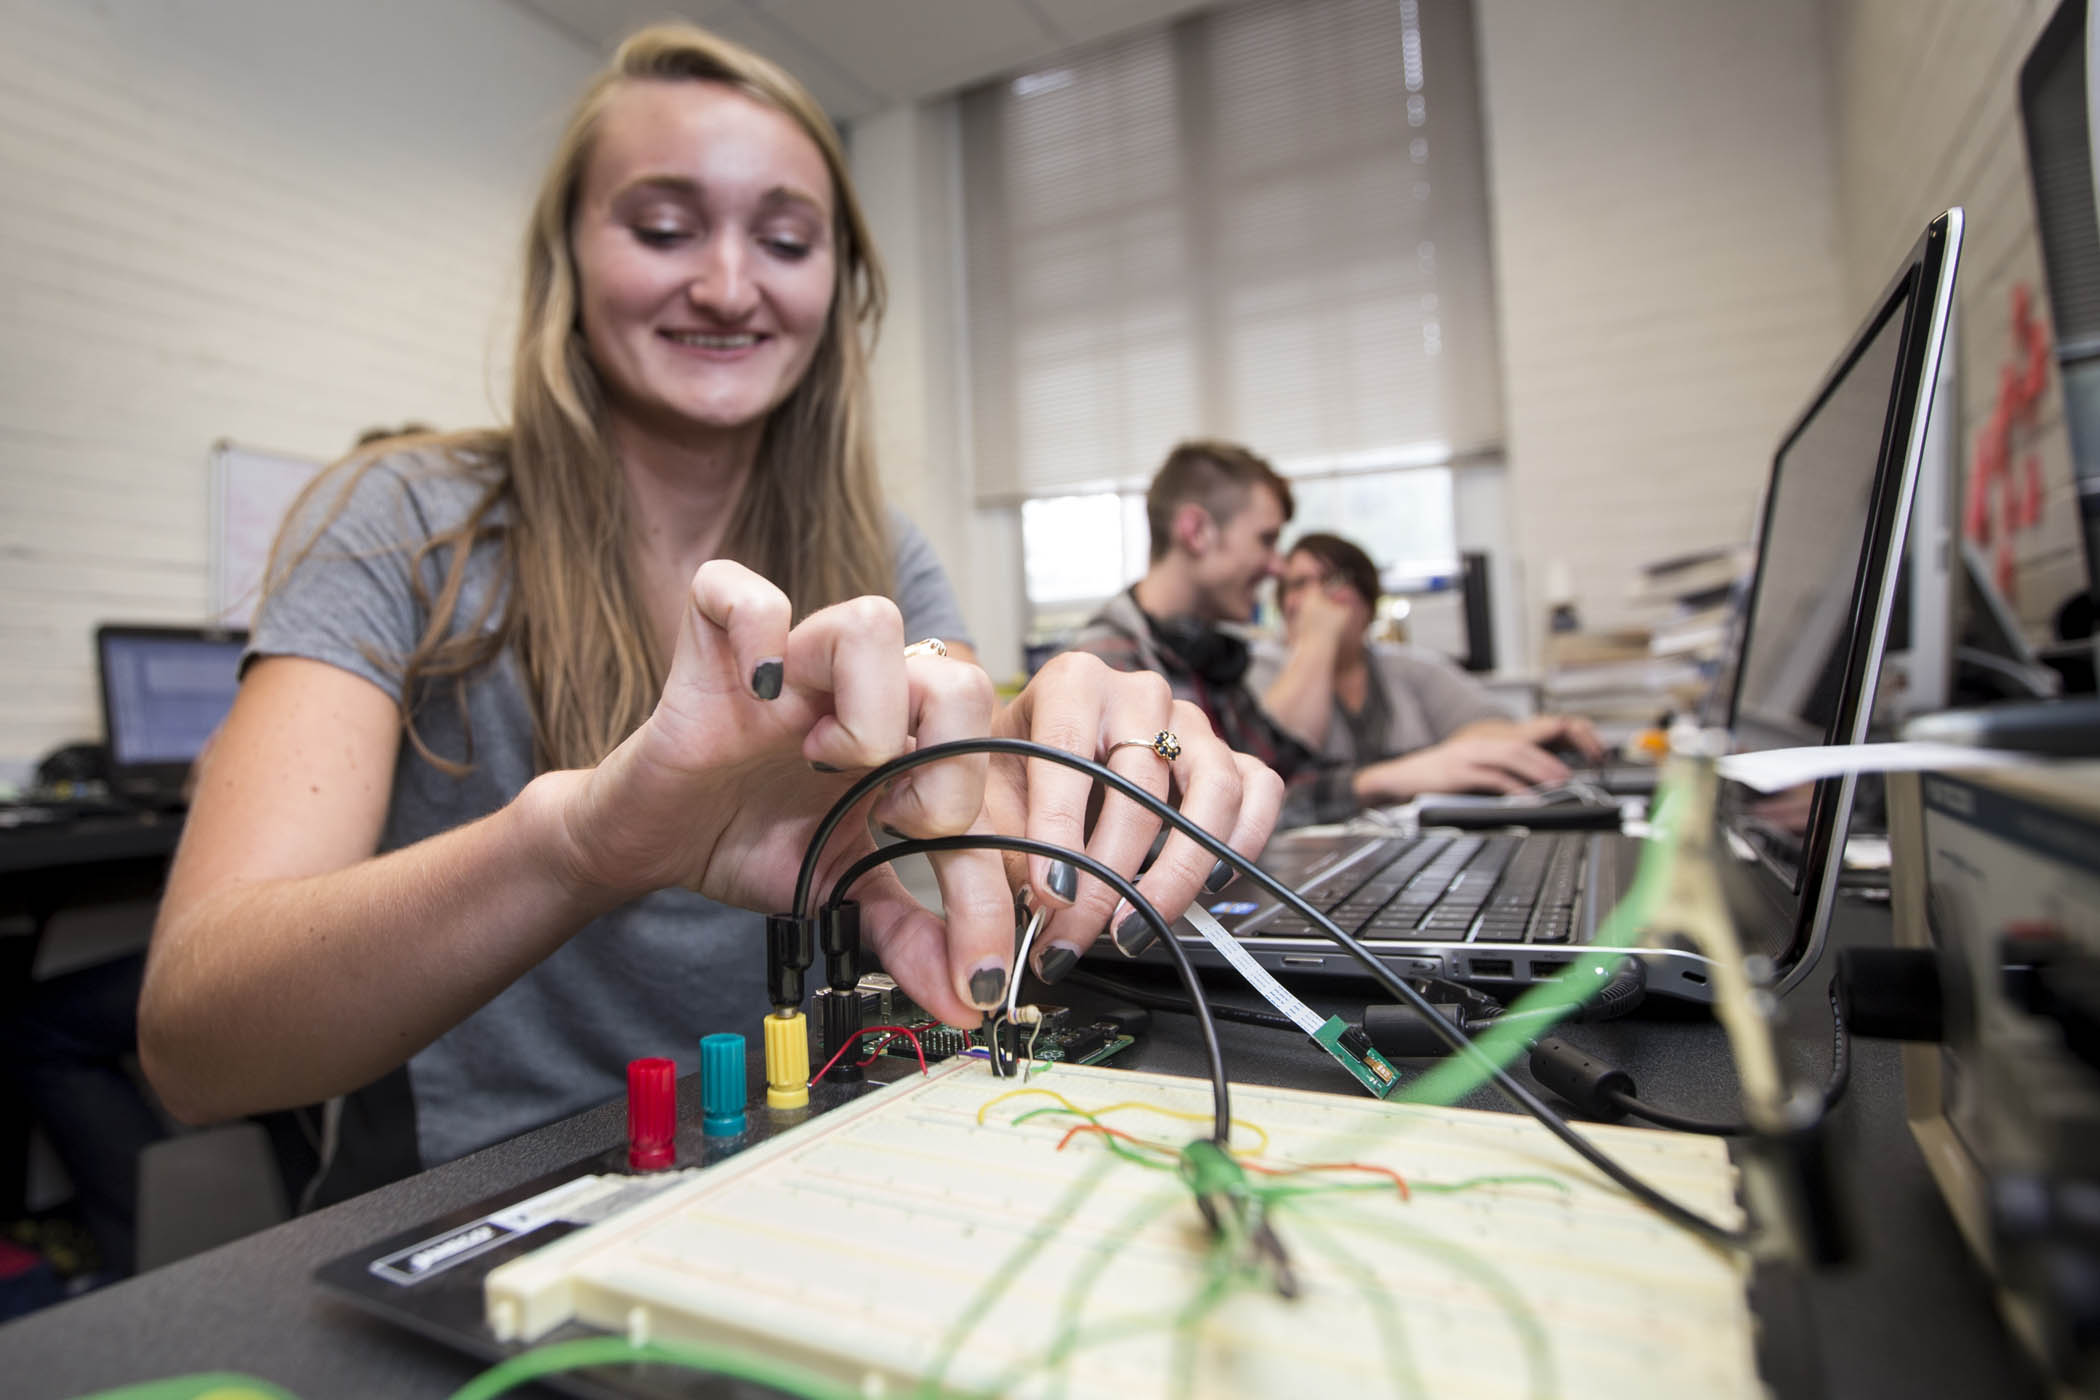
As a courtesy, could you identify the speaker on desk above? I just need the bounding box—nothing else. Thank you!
[1460,550,1496,673]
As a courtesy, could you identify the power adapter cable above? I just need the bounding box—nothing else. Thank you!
[1528,981,1852,1135]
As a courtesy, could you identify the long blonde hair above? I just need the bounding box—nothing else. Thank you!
[265,24,893,774]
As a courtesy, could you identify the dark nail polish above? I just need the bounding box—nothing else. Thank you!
[1046,860,1077,903]
[968,965,1008,1007]
[809,761,841,773]
[1115,910,1160,956]
[1038,945,1079,984]
[751,658,784,700]
[1205,858,1237,893]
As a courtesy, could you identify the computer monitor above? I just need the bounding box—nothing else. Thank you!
[2019,0,2100,670]
[95,624,247,803]
[1725,211,1962,990]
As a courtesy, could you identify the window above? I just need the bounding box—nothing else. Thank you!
[962,0,1501,512]
[1019,461,1461,635]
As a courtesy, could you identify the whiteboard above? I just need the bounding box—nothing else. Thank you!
[210,440,326,625]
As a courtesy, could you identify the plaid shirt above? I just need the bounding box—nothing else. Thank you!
[1064,589,1360,829]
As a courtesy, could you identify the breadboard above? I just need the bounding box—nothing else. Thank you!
[484,1060,1756,1399]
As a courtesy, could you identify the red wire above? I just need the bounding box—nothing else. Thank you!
[809,1023,928,1085]
[1243,1159,1412,1202]
[1054,1122,1168,1155]
[855,1020,940,1067]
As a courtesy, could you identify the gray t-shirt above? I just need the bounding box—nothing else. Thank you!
[1247,639,1510,763]
[248,448,969,1178]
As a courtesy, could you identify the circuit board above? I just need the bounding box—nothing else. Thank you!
[863,1017,1134,1067]
[839,973,1136,1068]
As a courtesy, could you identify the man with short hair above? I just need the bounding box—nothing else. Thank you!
[1068,440,1574,839]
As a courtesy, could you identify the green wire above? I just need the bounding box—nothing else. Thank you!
[1282,1208,1426,1399]
[442,1336,864,1400]
[1313,1203,1561,1400]
[912,1151,1117,1399]
[1032,1187,1191,1397]
[1399,783,1680,1109]
[1169,1235,1252,1399]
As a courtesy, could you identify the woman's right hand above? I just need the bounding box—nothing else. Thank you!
[541,560,1009,1026]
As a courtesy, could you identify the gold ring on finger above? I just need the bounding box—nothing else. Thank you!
[1107,730,1181,763]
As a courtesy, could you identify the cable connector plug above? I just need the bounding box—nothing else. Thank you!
[820,900,862,991]
[765,912,816,1011]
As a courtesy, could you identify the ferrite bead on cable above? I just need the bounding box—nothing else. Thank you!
[1528,1037,1635,1120]
[1361,1002,1467,1059]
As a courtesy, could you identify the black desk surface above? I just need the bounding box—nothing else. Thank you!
[0,898,2046,1400]
[0,809,183,879]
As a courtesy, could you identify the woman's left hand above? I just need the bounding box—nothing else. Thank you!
[967,653,1285,980]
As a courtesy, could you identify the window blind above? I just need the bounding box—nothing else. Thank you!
[961,0,1502,503]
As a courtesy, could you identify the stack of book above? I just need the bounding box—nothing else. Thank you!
[1538,546,1750,734]
[1637,547,1750,665]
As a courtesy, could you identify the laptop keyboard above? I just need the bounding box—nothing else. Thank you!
[1255,834,1585,945]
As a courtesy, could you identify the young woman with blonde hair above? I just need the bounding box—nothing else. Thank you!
[140,25,1279,1202]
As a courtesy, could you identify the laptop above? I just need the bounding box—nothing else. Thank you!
[94,623,248,808]
[1147,211,1964,1005]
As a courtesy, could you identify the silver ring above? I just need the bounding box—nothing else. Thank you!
[1108,730,1181,763]
[903,637,948,659]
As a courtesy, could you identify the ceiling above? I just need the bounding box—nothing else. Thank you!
[508,0,1221,122]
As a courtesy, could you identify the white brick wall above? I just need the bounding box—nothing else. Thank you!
[1831,0,2092,641]
[0,0,596,775]
[1474,0,1850,646]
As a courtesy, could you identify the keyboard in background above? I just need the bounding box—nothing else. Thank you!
[1255,833,1586,947]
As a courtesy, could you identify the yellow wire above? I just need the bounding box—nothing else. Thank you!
[976,1087,1272,1155]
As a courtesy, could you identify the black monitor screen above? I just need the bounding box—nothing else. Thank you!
[101,633,245,767]
[1728,283,1913,891]
[1733,289,1910,751]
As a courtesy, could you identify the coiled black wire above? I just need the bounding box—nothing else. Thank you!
[1608,981,1851,1135]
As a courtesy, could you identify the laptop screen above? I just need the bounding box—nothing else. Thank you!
[97,627,246,770]
[1732,288,1912,757]
[1723,212,1959,965]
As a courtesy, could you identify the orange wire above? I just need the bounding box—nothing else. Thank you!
[1054,1122,1172,1155]
[1242,1159,1411,1202]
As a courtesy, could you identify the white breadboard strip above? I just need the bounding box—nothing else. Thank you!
[484,1061,1756,1399]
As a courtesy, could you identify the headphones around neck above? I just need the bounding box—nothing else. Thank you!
[1136,595,1250,688]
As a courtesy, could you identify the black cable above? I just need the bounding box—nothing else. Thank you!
[794,738,1752,1250]
[1063,967,1302,1035]
[822,834,1231,1144]
[1608,981,1851,1136]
